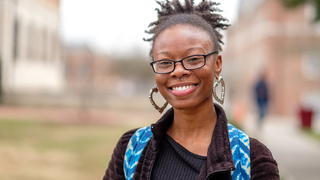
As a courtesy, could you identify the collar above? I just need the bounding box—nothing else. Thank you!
[151,103,234,177]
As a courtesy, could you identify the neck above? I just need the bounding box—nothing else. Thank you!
[167,99,217,156]
[168,99,217,139]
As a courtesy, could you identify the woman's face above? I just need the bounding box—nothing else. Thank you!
[152,24,222,110]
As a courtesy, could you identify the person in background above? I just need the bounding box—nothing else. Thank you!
[254,73,270,130]
[103,0,279,179]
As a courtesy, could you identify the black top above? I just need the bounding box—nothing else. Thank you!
[151,134,206,180]
[104,104,280,180]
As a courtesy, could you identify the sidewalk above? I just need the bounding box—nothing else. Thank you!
[243,115,320,180]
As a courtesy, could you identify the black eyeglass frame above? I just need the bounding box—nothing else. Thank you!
[150,51,219,74]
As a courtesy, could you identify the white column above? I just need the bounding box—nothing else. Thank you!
[1,0,17,94]
[0,0,4,56]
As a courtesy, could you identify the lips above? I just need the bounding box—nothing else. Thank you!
[168,83,199,96]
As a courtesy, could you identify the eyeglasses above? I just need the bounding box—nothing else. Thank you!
[150,51,218,74]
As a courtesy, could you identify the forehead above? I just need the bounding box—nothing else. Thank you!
[153,24,214,56]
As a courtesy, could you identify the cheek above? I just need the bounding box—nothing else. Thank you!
[154,74,161,84]
[154,75,167,89]
[198,68,215,94]
[201,66,215,82]
[154,75,170,99]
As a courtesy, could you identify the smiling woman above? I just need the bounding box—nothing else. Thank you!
[151,24,220,111]
[103,0,280,180]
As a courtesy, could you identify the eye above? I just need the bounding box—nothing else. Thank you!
[159,60,172,65]
[185,56,204,63]
[188,57,201,62]
[156,60,173,67]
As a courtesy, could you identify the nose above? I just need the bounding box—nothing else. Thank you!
[170,62,191,79]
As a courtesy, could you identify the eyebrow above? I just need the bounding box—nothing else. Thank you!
[185,47,206,53]
[155,47,206,57]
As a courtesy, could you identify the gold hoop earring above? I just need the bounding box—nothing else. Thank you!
[149,86,168,113]
[213,75,225,104]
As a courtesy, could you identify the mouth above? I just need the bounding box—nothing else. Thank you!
[169,84,198,90]
[168,83,199,96]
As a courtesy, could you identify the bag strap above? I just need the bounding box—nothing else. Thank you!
[227,123,251,180]
[124,124,250,180]
[123,126,153,180]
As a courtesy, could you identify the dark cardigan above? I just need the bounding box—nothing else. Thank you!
[103,104,279,180]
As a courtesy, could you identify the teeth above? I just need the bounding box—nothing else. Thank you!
[172,85,194,91]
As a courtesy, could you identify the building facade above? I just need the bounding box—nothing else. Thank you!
[0,0,64,103]
[225,0,320,116]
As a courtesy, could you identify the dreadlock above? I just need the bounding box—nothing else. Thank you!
[144,0,230,53]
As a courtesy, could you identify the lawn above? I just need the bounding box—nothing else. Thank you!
[303,129,320,142]
[0,118,131,180]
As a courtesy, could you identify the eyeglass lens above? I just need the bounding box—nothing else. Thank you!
[153,55,205,73]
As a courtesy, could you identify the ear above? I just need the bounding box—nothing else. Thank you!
[214,55,222,77]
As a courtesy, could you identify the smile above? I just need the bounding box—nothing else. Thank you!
[169,83,199,96]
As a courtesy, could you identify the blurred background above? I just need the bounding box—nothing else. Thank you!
[0,0,319,179]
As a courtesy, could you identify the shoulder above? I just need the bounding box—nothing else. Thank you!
[103,128,138,180]
[113,128,139,157]
[249,137,280,180]
[250,138,274,159]
[119,128,138,145]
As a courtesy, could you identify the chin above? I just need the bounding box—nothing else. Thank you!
[170,99,201,110]
[170,96,213,110]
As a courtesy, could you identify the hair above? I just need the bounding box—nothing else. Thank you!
[144,0,230,54]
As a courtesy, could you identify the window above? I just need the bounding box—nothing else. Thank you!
[12,17,19,61]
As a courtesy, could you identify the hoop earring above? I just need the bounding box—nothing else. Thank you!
[149,86,168,113]
[213,75,225,104]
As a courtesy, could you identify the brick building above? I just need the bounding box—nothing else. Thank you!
[64,45,114,96]
[224,0,320,116]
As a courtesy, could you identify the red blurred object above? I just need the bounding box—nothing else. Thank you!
[299,107,314,129]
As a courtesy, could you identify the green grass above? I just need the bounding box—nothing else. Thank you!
[0,118,131,180]
[303,129,320,142]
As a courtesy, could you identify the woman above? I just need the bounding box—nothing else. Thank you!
[103,0,279,179]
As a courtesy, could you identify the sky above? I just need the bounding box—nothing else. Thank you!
[60,0,240,55]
